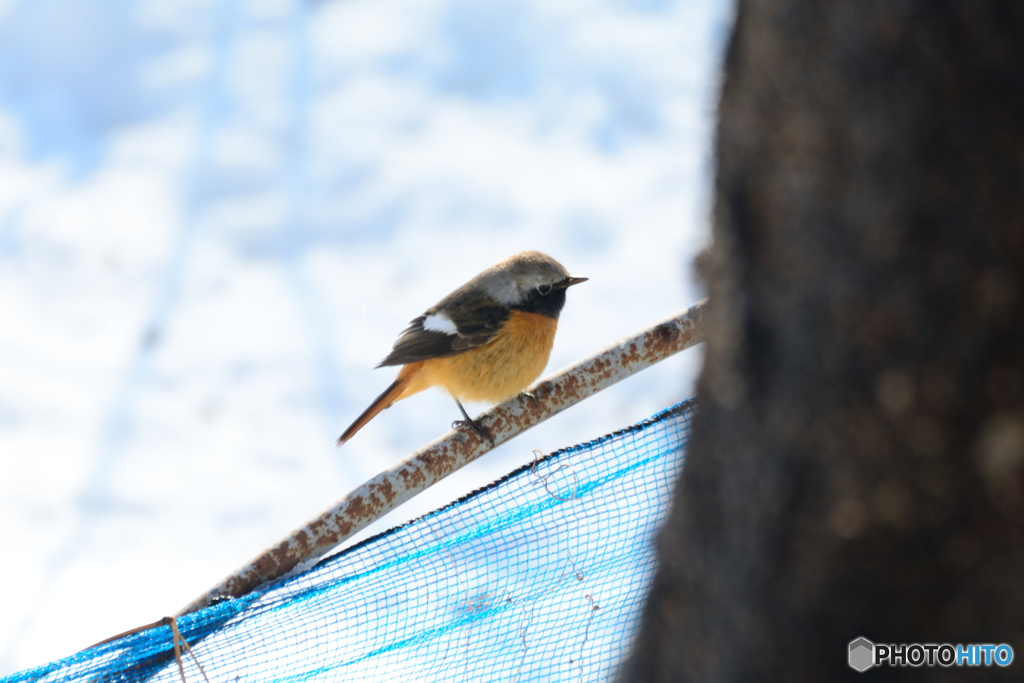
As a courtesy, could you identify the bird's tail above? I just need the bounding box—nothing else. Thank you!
[336,363,421,446]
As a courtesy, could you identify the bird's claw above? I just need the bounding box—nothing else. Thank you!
[453,418,495,446]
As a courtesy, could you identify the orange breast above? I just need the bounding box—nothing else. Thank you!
[405,310,558,404]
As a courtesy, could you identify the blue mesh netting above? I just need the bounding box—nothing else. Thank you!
[5,399,694,683]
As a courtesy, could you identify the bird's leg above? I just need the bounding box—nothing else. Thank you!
[522,390,539,407]
[452,400,495,446]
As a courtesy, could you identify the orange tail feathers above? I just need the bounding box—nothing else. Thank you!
[337,363,423,446]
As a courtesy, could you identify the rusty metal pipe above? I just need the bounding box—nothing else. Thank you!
[177,300,706,616]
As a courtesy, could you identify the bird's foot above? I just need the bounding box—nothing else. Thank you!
[522,390,540,407]
[453,400,496,446]
[451,417,495,446]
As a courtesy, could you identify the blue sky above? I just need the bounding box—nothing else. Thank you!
[0,0,732,673]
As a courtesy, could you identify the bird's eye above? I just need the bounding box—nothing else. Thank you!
[537,284,552,296]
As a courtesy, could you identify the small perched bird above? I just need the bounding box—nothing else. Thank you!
[337,251,586,446]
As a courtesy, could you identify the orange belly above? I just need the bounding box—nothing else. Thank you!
[402,310,558,403]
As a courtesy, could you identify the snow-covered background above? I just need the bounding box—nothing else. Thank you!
[0,0,731,674]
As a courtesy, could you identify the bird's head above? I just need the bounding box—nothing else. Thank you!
[481,251,587,318]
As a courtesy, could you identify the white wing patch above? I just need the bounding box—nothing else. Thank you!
[423,312,459,335]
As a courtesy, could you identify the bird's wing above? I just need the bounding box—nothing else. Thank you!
[375,289,509,367]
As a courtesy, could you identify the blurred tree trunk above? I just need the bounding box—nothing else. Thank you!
[620,0,1024,680]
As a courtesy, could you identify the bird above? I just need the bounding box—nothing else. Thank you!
[337,251,587,446]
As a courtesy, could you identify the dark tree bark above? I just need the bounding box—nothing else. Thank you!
[620,0,1024,680]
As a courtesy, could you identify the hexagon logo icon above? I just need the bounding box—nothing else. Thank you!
[849,637,875,672]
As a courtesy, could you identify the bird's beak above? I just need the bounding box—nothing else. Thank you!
[556,276,588,289]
